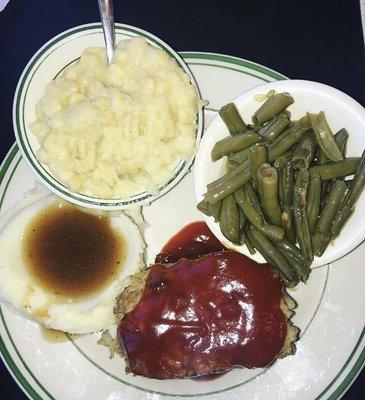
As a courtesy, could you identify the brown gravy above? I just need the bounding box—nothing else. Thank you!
[23,203,125,299]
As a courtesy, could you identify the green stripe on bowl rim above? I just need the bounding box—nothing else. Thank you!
[13,23,203,209]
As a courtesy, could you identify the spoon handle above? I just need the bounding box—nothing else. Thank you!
[97,0,115,64]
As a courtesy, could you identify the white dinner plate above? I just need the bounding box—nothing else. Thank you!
[194,80,365,268]
[1,42,364,400]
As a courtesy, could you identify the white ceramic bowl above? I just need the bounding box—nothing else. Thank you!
[13,23,203,210]
[194,80,365,267]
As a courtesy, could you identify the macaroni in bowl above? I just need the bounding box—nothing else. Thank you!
[30,37,199,199]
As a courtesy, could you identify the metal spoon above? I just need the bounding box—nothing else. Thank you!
[97,0,115,64]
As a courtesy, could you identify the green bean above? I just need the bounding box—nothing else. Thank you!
[306,172,321,233]
[281,162,296,242]
[211,132,261,161]
[341,151,365,208]
[257,164,282,226]
[309,157,360,181]
[246,124,262,133]
[331,150,365,237]
[274,150,294,169]
[208,159,248,190]
[234,188,284,241]
[244,232,256,254]
[316,148,330,199]
[204,162,251,204]
[275,237,304,263]
[308,112,344,162]
[278,110,291,120]
[239,207,247,232]
[226,160,239,172]
[247,228,297,286]
[291,130,317,170]
[197,199,211,216]
[246,228,276,265]
[312,232,331,257]
[240,230,246,246]
[211,200,222,222]
[252,93,294,125]
[249,144,268,188]
[245,181,265,219]
[219,103,247,135]
[293,170,313,261]
[258,114,289,141]
[228,147,251,163]
[277,166,284,205]
[275,239,309,282]
[268,116,311,162]
[315,180,347,236]
[335,128,349,157]
[219,195,240,244]
[282,162,294,206]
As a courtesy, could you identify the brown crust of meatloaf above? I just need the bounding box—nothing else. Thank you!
[114,268,299,366]
[113,268,150,321]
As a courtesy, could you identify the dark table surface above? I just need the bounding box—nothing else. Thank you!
[0,0,364,398]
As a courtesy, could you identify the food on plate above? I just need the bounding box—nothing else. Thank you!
[0,194,144,334]
[29,37,200,199]
[116,222,298,379]
[198,93,365,285]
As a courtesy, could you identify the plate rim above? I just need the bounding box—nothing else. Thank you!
[2,51,364,399]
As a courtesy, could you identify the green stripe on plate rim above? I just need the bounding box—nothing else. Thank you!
[0,150,333,397]
[63,266,330,397]
[1,150,363,399]
[2,47,364,398]
[13,23,203,208]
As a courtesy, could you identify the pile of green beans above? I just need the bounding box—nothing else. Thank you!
[198,93,365,287]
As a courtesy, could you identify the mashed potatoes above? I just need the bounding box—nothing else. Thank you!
[30,37,199,199]
[0,194,145,334]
